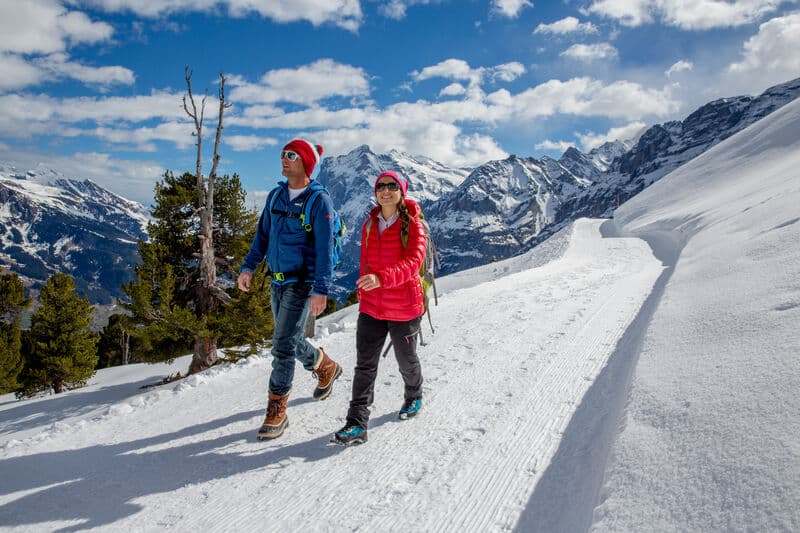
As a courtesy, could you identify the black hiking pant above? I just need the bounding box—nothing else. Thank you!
[347,312,423,429]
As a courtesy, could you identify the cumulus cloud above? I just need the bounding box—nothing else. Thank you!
[576,121,648,151]
[727,11,800,91]
[0,0,113,54]
[665,59,694,77]
[534,139,574,153]
[80,0,363,31]
[439,83,467,97]
[0,91,184,142]
[229,59,371,105]
[560,43,619,62]
[585,0,793,30]
[0,54,45,90]
[225,134,279,152]
[490,62,527,82]
[491,0,534,18]
[534,16,599,35]
[413,59,526,89]
[378,0,440,19]
[35,53,135,86]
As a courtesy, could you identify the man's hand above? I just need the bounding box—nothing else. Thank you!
[356,273,381,291]
[237,271,252,292]
[310,294,327,316]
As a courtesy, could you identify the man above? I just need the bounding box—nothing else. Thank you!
[238,138,342,440]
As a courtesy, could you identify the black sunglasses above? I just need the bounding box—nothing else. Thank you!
[375,181,400,192]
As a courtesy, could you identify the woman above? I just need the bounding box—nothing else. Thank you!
[333,170,427,446]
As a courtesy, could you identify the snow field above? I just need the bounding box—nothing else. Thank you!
[0,218,663,531]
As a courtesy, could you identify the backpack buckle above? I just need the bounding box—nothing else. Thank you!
[271,272,285,282]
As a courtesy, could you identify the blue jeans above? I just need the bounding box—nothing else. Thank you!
[268,282,319,396]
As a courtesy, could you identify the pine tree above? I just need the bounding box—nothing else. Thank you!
[97,313,141,368]
[123,171,269,367]
[0,272,29,393]
[20,273,98,396]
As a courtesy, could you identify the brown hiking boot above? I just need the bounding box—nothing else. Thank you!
[257,391,289,440]
[312,347,342,400]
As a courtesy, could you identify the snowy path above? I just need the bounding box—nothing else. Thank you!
[0,219,663,532]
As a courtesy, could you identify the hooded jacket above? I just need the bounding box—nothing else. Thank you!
[241,180,335,296]
[358,198,426,322]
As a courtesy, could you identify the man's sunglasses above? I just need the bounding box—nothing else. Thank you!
[375,181,400,192]
[281,150,300,161]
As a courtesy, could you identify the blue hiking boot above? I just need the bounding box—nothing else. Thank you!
[399,398,422,420]
[333,424,368,446]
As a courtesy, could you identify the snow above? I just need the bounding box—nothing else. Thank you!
[1,98,799,531]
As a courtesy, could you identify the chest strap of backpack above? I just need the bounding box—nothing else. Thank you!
[265,188,326,282]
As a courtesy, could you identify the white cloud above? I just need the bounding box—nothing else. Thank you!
[727,11,800,92]
[228,106,370,130]
[0,54,45,90]
[0,91,185,142]
[0,53,134,91]
[585,0,793,30]
[491,0,534,18]
[35,53,135,86]
[576,121,647,151]
[665,60,694,77]
[80,0,363,31]
[534,16,599,35]
[225,134,278,152]
[226,75,676,167]
[92,121,197,149]
[560,43,619,62]
[229,59,370,105]
[0,0,113,54]
[534,139,574,153]
[413,59,526,88]
[414,59,483,85]
[490,62,527,82]
[439,83,467,97]
[497,78,678,120]
[378,0,440,19]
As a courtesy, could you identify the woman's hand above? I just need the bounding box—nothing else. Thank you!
[356,273,381,291]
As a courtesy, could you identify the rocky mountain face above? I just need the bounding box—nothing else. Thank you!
[0,164,148,304]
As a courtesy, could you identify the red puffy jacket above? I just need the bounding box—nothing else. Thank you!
[358,199,427,322]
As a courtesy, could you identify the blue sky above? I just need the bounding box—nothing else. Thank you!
[0,0,798,207]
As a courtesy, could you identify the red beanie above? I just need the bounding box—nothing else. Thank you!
[375,170,409,197]
[283,138,323,178]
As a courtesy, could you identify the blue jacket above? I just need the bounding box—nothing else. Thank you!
[241,181,335,296]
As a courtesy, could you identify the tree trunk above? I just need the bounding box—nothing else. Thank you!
[53,380,63,394]
[121,330,129,365]
[185,70,229,375]
[189,337,218,374]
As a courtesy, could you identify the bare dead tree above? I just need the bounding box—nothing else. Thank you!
[183,67,233,374]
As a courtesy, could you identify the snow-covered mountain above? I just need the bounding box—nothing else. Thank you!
[0,163,148,304]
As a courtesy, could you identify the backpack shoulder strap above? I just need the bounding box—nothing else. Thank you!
[301,188,327,233]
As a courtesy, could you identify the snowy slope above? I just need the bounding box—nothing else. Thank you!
[0,218,664,531]
[593,90,800,532]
